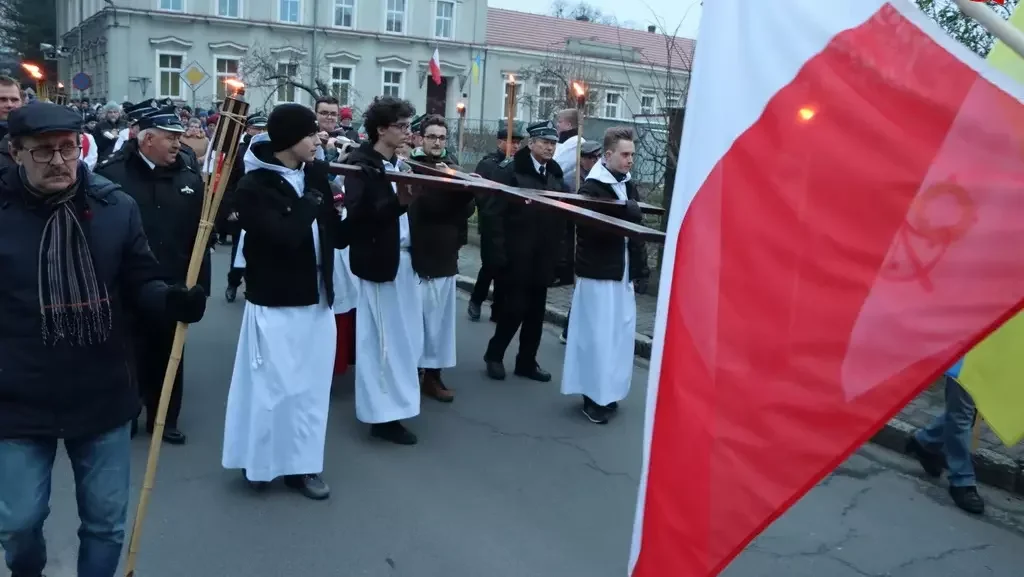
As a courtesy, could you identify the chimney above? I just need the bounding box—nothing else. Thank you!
[647,24,657,33]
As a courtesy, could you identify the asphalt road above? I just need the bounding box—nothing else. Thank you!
[7,250,1024,577]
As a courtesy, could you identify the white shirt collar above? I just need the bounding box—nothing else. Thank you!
[530,154,545,175]
[138,151,156,169]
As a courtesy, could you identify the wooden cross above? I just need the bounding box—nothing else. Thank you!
[325,159,666,243]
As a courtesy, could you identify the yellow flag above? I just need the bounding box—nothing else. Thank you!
[958,5,1024,447]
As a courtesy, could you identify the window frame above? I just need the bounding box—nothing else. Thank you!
[433,0,456,40]
[157,0,185,12]
[534,82,557,122]
[640,90,657,116]
[216,0,241,18]
[602,89,623,119]
[384,0,408,35]
[332,0,356,28]
[154,50,187,100]
[381,67,405,98]
[278,0,301,24]
[329,65,355,106]
[274,61,301,104]
[212,55,241,101]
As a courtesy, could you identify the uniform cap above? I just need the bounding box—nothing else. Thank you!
[526,120,558,142]
[137,106,185,133]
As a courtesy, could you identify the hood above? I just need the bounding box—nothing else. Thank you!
[586,160,630,186]
[346,140,391,172]
[242,132,302,176]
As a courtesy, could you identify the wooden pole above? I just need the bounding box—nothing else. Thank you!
[122,93,250,577]
[573,83,586,192]
[506,74,516,154]
[456,102,466,160]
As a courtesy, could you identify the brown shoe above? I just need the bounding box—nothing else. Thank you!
[420,369,455,403]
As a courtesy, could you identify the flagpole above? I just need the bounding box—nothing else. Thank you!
[953,0,1024,59]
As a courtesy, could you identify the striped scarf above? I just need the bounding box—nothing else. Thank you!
[25,167,113,346]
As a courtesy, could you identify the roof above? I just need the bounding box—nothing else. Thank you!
[485,8,695,71]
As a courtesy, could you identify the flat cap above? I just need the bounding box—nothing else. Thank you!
[580,141,602,157]
[137,106,185,133]
[497,120,526,140]
[124,99,161,124]
[8,102,84,138]
[527,120,558,142]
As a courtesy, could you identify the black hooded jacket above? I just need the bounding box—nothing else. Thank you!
[343,141,409,283]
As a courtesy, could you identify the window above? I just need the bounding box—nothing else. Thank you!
[214,57,240,101]
[503,79,521,120]
[386,0,406,33]
[330,66,353,105]
[603,90,622,119]
[333,0,354,27]
[217,0,240,17]
[434,0,454,39]
[279,0,300,23]
[382,69,403,98]
[585,88,599,117]
[276,62,299,103]
[156,52,184,99]
[535,83,556,121]
[662,93,680,112]
[640,91,656,115]
[159,0,184,11]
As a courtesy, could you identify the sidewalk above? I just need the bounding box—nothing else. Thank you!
[456,239,1024,495]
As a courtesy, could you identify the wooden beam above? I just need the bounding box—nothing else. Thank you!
[326,161,666,243]
[405,159,666,216]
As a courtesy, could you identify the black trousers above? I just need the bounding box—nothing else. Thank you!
[484,281,547,368]
[136,323,184,428]
[471,263,502,316]
[227,233,244,289]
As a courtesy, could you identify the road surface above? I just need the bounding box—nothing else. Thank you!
[7,251,1024,577]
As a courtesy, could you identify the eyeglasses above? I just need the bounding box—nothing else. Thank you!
[423,134,447,142]
[26,146,81,163]
[392,122,411,132]
[317,111,339,118]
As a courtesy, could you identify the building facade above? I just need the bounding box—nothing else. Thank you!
[56,0,690,129]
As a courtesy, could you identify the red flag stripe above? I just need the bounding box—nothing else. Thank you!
[631,3,1024,576]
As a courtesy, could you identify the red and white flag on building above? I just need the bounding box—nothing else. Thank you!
[429,48,443,86]
[629,1,1024,576]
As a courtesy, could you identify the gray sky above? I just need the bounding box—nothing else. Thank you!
[487,0,702,38]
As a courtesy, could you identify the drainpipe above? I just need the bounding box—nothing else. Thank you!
[478,48,487,124]
[310,0,319,97]
[78,0,84,98]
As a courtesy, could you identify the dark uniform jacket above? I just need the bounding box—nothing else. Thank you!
[574,168,650,282]
[483,146,567,287]
[408,149,474,278]
[473,149,505,265]
[236,141,348,308]
[0,167,168,439]
[343,141,410,283]
[95,139,211,297]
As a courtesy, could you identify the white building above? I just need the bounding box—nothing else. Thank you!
[57,0,691,126]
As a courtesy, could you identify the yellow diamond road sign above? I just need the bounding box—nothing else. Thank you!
[180,61,210,89]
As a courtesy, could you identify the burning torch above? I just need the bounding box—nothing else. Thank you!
[506,73,517,155]
[572,81,586,192]
[22,63,44,102]
[456,101,466,161]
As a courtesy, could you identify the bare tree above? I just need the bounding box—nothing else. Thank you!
[239,41,366,112]
[516,50,609,120]
[549,0,617,25]
[916,0,1018,57]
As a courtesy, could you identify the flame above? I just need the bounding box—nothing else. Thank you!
[57,82,64,89]
[572,81,585,97]
[21,63,42,80]
[224,78,245,90]
[797,107,816,122]
[456,101,466,112]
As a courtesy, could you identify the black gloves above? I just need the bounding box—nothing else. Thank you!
[625,199,643,222]
[166,284,207,324]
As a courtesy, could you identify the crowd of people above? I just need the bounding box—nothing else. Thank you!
[0,69,987,577]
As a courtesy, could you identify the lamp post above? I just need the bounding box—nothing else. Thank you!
[572,81,586,191]
[505,73,517,155]
[456,101,466,161]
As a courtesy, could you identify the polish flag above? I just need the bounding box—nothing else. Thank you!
[429,48,442,86]
[629,1,1024,576]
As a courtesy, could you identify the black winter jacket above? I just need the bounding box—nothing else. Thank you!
[407,150,474,278]
[343,142,409,283]
[0,167,169,439]
[237,141,348,307]
[482,146,567,287]
[574,165,649,282]
[95,140,211,296]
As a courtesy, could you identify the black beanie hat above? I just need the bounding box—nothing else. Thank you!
[267,103,319,152]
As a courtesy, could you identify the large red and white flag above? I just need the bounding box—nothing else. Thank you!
[630,1,1024,575]
[429,48,443,86]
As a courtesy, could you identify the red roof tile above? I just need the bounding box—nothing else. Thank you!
[485,7,695,71]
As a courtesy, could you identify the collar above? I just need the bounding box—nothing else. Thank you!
[138,151,157,169]
[530,155,545,175]
[558,128,578,144]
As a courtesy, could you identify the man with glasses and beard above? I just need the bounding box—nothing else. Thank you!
[482,121,567,382]
[344,96,423,445]
[0,102,206,577]
[95,106,210,446]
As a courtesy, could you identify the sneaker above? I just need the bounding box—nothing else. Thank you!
[225,286,237,303]
[467,301,481,321]
[371,421,418,445]
[284,473,330,500]
[949,485,985,515]
[905,436,946,478]
[582,402,609,425]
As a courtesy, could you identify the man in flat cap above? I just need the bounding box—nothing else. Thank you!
[467,120,524,323]
[481,120,567,382]
[95,105,210,445]
[0,101,206,577]
[219,112,268,302]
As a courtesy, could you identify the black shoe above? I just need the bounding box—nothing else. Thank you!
[949,485,985,515]
[582,398,610,424]
[468,301,481,321]
[242,469,270,491]
[607,401,619,411]
[906,436,946,478]
[225,285,237,303]
[371,421,418,445]
[485,360,506,380]
[284,474,331,500]
[514,364,552,382]
[162,427,187,445]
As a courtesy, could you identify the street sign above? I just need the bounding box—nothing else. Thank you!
[179,61,210,90]
[71,72,91,91]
